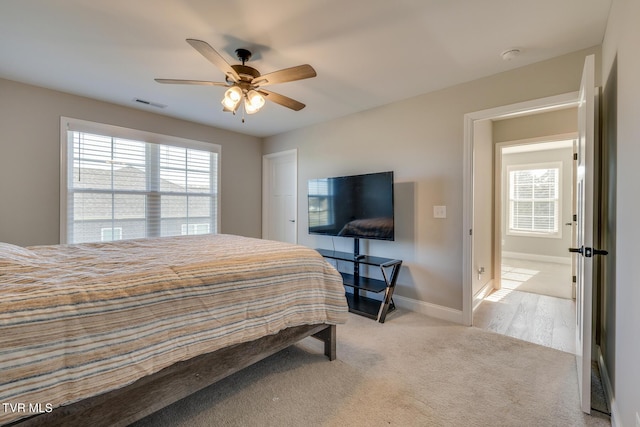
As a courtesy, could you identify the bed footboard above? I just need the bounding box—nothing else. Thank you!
[9,324,337,427]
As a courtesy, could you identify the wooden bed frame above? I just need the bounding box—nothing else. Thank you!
[10,324,336,427]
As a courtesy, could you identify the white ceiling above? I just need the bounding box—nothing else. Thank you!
[0,0,611,138]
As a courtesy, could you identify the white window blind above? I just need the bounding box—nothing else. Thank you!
[308,178,332,228]
[508,163,561,236]
[61,118,220,244]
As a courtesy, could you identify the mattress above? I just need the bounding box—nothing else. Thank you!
[0,234,348,425]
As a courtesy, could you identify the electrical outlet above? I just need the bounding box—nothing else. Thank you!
[433,205,447,219]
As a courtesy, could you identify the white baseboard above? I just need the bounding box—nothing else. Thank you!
[502,251,572,265]
[393,294,463,324]
[598,346,619,426]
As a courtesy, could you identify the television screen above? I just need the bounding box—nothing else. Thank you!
[308,171,394,241]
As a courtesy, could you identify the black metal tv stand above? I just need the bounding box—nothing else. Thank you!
[317,240,402,323]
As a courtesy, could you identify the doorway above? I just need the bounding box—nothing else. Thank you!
[475,135,578,353]
[462,92,580,325]
[497,138,575,300]
[463,94,581,351]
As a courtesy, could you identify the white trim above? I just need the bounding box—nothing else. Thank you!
[60,122,69,243]
[393,295,464,325]
[62,117,221,153]
[59,116,222,244]
[502,251,572,265]
[472,279,495,311]
[463,91,579,326]
[494,134,577,295]
[462,115,474,326]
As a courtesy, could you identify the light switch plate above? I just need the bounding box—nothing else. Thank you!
[433,205,447,219]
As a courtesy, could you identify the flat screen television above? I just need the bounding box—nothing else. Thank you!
[308,171,394,241]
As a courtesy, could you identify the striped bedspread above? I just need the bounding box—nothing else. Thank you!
[0,234,348,425]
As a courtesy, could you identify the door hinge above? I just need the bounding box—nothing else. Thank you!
[574,153,578,161]
[573,275,577,283]
[469,229,472,236]
[573,214,577,222]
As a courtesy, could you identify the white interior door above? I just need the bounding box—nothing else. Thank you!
[573,54,595,414]
[262,150,297,244]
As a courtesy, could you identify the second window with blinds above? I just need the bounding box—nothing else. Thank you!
[507,161,562,238]
[61,117,221,244]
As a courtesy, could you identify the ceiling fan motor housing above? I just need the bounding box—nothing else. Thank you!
[227,63,261,91]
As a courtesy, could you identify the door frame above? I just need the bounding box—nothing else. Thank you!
[262,149,298,242]
[462,92,579,326]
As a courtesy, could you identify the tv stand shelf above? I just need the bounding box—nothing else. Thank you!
[317,249,402,323]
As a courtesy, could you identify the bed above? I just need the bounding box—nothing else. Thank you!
[0,234,348,426]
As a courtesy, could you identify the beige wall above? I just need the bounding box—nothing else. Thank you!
[493,108,578,262]
[601,0,640,425]
[0,79,263,246]
[493,107,578,143]
[264,46,599,312]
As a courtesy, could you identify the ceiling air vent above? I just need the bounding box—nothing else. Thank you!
[133,98,167,109]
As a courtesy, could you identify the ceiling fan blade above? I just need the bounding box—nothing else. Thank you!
[155,78,228,86]
[186,38,241,83]
[258,90,306,111]
[252,64,316,87]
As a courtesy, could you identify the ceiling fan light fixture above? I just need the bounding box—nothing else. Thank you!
[244,97,261,114]
[224,86,242,102]
[246,90,265,109]
[222,86,242,111]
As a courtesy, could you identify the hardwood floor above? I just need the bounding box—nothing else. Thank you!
[501,257,573,300]
[473,288,576,354]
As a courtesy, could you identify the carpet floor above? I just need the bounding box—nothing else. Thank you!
[131,310,610,426]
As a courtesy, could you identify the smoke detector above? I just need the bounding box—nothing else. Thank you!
[501,48,521,61]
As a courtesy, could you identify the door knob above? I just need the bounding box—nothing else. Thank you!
[569,246,608,257]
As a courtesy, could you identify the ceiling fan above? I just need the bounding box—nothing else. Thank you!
[155,39,317,119]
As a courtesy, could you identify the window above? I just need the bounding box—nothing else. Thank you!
[308,178,333,228]
[101,227,123,241]
[181,223,210,235]
[61,117,220,244]
[507,162,561,237]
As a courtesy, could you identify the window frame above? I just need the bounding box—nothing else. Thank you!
[60,117,221,244]
[101,227,123,241]
[506,161,562,239]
